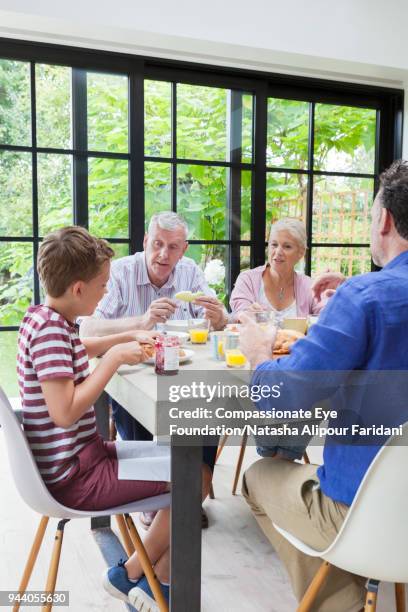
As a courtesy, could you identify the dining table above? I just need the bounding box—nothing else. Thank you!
[93,336,249,612]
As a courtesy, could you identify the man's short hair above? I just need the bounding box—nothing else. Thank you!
[148,211,188,238]
[37,226,114,298]
[379,160,408,241]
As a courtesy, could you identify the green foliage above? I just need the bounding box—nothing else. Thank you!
[0,242,33,325]
[0,331,19,396]
[36,64,71,149]
[87,72,128,153]
[88,157,128,238]
[0,59,31,146]
[0,68,378,333]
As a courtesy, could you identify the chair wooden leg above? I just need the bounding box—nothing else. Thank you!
[232,433,248,495]
[209,482,215,499]
[115,515,135,557]
[364,579,379,612]
[215,434,228,463]
[41,519,69,612]
[297,561,331,612]
[303,451,310,464]
[124,514,169,612]
[395,583,406,612]
[13,516,49,612]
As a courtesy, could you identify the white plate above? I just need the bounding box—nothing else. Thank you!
[145,348,194,365]
[164,331,189,344]
[165,318,206,332]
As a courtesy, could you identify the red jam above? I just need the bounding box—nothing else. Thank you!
[155,334,180,375]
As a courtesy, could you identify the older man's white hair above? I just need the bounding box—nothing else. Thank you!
[148,211,189,238]
[268,218,307,252]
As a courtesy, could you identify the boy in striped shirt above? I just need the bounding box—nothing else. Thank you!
[17,226,211,610]
[17,226,168,508]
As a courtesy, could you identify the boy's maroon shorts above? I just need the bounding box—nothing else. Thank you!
[47,435,168,511]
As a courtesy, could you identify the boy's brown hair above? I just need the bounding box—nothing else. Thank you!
[37,226,114,298]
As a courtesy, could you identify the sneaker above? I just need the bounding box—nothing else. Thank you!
[129,575,170,612]
[139,510,157,530]
[102,559,139,603]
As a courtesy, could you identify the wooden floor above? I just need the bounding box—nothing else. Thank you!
[0,433,405,611]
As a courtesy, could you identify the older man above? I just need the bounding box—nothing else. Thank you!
[239,160,408,611]
[81,211,227,335]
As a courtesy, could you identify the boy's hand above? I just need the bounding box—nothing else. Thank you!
[108,341,147,366]
[130,330,157,345]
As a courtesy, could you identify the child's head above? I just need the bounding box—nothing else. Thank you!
[37,227,114,309]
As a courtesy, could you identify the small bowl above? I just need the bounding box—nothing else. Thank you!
[165,318,206,332]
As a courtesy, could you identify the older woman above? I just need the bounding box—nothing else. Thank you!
[230,218,340,322]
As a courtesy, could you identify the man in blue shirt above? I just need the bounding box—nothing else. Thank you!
[239,160,408,612]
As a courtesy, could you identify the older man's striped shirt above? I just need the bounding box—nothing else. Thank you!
[17,305,97,484]
[95,252,213,320]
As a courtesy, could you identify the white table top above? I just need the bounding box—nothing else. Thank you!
[100,339,250,434]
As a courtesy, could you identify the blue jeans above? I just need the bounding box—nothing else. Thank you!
[111,399,153,441]
[256,445,306,461]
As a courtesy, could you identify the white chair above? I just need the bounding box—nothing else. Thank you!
[0,387,170,612]
[273,424,408,611]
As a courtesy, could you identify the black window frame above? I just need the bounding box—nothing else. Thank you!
[0,37,403,333]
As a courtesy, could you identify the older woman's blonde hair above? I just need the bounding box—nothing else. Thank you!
[268,218,307,253]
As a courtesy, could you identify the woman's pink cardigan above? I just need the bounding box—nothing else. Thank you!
[230,264,321,317]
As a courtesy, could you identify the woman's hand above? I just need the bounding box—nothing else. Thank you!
[311,272,346,301]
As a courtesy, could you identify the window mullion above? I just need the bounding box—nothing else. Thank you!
[171,82,177,213]
[305,102,315,275]
[252,82,267,269]
[30,61,40,304]
[227,90,243,296]
[72,68,88,228]
[129,69,145,254]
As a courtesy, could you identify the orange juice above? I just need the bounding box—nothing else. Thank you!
[218,340,224,357]
[190,328,209,344]
[225,349,247,367]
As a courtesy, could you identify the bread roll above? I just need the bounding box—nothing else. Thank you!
[273,329,305,355]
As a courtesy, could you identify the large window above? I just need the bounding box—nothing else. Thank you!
[0,41,403,395]
[266,98,377,274]
[145,80,253,298]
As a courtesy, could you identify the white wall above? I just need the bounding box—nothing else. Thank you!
[0,0,407,154]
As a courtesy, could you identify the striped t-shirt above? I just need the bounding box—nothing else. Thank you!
[17,305,98,484]
[94,251,214,320]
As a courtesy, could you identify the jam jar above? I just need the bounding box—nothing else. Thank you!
[154,334,180,375]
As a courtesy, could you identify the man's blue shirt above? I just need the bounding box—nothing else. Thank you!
[252,250,408,506]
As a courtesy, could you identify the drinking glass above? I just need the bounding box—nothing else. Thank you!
[188,318,210,344]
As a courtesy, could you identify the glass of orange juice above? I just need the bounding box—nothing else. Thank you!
[188,318,210,344]
[225,348,247,368]
[211,331,225,360]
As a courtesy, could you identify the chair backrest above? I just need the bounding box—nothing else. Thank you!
[0,386,71,518]
[324,423,408,582]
